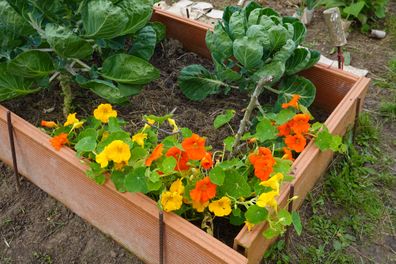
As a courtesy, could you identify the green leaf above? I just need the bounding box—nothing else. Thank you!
[292,211,302,235]
[178,64,222,101]
[343,2,366,18]
[149,22,166,43]
[111,170,127,192]
[8,50,55,78]
[268,25,288,52]
[161,156,177,174]
[285,48,311,76]
[206,24,233,60]
[272,39,296,63]
[125,167,148,193]
[129,25,157,61]
[97,131,131,153]
[214,109,236,129]
[278,209,293,225]
[0,1,33,38]
[181,127,193,138]
[315,127,345,152]
[233,36,263,69]
[275,75,316,110]
[75,136,97,154]
[209,166,225,185]
[253,60,285,85]
[77,128,98,141]
[81,0,152,39]
[77,78,142,104]
[223,136,235,152]
[212,53,242,82]
[273,109,295,125]
[273,158,292,176]
[101,54,160,85]
[291,21,306,45]
[245,205,268,224]
[263,226,281,239]
[0,64,38,101]
[246,25,271,50]
[255,118,278,142]
[45,24,93,59]
[228,11,246,39]
[218,169,251,198]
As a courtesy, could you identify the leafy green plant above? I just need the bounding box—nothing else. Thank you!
[178,3,320,109]
[321,0,389,31]
[0,0,165,114]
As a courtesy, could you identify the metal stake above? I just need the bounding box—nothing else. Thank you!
[337,46,344,70]
[7,111,21,192]
[352,98,361,143]
[285,184,295,248]
[159,210,164,264]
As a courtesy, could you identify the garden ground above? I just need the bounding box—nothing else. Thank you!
[1,0,395,263]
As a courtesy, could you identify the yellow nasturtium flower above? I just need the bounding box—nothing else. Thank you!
[64,113,82,127]
[170,179,184,195]
[94,104,117,123]
[95,140,131,168]
[167,118,179,133]
[132,132,148,147]
[143,118,155,131]
[259,173,284,193]
[192,200,209,212]
[245,220,255,231]
[208,196,232,217]
[160,191,183,212]
[256,191,278,210]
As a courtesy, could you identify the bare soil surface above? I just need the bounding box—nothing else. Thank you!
[1,1,396,263]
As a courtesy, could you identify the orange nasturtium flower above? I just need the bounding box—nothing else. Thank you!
[289,114,310,134]
[200,152,213,170]
[277,122,291,137]
[285,134,307,153]
[282,94,301,109]
[50,133,69,151]
[282,147,294,161]
[166,146,190,171]
[145,143,164,166]
[182,133,206,160]
[208,196,232,217]
[249,147,276,181]
[94,104,117,123]
[41,120,57,128]
[190,176,217,204]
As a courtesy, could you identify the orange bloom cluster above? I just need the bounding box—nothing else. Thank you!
[249,147,276,181]
[182,133,206,160]
[145,144,164,166]
[277,114,310,153]
[282,94,300,109]
[166,146,190,171]
[190,176,217,204]
[200,152,213,169]
[50,133,69,151]
[41,120,57,128]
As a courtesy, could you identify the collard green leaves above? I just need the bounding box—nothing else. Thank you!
[275,75,316,109]
[7,50,55,78]
[0,64,38,101]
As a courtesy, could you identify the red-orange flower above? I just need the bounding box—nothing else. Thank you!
[200,152,213,170]
[166,146,190,171]
[282,147,294,161]
[277,122,291,137]
[289,114,310,134]
[145,144,164,166]
[190,176,217,204]
[285,134,306,153]
[282,94,300,109]
[41,120,57,128]
[50,133,69,151]
[182,134,206,160]
[249,147,276,181]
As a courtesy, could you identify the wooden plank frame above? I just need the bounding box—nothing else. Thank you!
[0,8,370,264]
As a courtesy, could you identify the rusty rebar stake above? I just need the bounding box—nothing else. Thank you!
[7,111,21,192]
[337,46,344,70]
[285,184,295,248]
[159,210,164,264]
[352,98,362,143]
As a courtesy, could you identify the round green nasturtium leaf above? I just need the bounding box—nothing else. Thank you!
[245,205,268,224]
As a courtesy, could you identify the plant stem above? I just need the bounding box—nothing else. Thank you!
[59,73,73,118]
[231,77,273,157]
[73,59,91,71]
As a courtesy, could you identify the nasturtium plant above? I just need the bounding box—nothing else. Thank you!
[42,95,345,240]
[178,2,320,110]
[0,0,165,115]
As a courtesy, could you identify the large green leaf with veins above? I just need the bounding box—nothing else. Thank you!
[275,75,316,109]
[101,54,159,85]
[7,50,55,78]
[233,36,263,69]
[0,64,38,101]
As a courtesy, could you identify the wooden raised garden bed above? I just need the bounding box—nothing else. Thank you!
[0,8,370,264]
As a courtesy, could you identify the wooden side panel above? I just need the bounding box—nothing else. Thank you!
[235,77,371,263]
[0,106,247,264]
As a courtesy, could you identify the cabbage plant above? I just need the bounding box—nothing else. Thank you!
[178,2,320,110]
[0,0,165,114]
